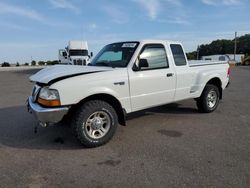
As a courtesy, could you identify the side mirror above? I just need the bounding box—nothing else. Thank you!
[139,58,149,68]
[62,51,67,58]
[90,52,93,57]
[132,58,149,71]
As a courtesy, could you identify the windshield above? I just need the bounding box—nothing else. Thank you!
[89,42,139,68]
[69,50,88,56]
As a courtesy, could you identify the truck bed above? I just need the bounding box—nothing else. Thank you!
[188,60,228,67]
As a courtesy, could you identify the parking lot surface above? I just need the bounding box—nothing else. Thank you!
[0,67,249,188]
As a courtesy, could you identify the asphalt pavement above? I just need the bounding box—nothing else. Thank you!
[0,67,249,188]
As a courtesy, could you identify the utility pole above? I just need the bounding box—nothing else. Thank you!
[197,45,200,60]
[234,32,237,61]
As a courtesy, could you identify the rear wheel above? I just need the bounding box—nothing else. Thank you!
[71,100,118,148]
[196,84,220,113]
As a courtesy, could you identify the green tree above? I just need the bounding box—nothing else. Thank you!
[186,52,197,60]
[38,61,45,66]
[46,60,59,65]
[186,34,250,58]
[31,60,36,66]
[1,62,10,67]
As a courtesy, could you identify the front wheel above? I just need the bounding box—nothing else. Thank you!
[71,100,118,148]
[196,84,220,113]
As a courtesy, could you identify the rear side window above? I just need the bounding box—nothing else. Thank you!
[170,44,187,66]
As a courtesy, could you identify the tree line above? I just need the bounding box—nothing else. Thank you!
[31,60,59,66]
[1,60,59,67]
[186,34,250,60]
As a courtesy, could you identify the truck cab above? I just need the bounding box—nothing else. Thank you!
[59,41,93,65]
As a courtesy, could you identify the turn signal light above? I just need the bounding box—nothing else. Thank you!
[38,98,61,107]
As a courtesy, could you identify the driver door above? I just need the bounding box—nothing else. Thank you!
[128,44,176,111]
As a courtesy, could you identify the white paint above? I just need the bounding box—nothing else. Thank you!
[30,40,229,114]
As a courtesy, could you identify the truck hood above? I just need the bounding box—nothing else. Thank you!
[30,65,113,84]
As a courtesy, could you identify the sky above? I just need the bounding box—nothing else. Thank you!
[0,0,249,63]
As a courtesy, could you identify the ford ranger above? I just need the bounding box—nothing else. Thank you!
[27,40,230,147]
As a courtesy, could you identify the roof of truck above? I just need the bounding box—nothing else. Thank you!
[112,40,182,45]
[140,39,180,44]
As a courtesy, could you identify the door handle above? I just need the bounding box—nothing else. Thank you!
[114,81,125,85]
[166,73,174,77]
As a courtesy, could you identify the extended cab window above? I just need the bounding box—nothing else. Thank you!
[139,44,169,70]
[170,44,187,66]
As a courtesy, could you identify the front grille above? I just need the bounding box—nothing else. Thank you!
[77,59,83,65]
[73,59,86,65]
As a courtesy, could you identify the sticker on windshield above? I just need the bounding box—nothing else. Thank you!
[122,43,137,48]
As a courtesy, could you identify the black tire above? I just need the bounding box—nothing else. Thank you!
[71,100,118,148]
[196,84,220,113]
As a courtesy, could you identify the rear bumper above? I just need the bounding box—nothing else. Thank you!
[27,96,69,124]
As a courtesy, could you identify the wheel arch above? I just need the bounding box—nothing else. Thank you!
[205,77,222,99]
[70,93,126,126]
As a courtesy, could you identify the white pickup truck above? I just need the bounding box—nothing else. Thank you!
[27,40,230,147]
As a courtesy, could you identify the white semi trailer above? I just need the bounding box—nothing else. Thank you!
[59,41,93,65]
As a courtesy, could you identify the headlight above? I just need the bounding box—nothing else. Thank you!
[38,87,61,107]
[39,87,59,100]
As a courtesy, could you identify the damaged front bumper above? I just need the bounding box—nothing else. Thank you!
[27,96,69,126]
